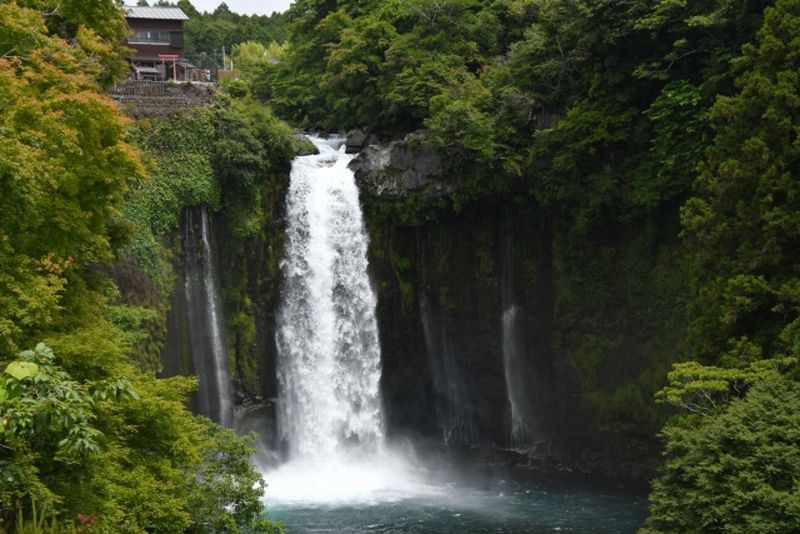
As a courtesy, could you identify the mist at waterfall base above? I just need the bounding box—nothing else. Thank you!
[257,136,647,532]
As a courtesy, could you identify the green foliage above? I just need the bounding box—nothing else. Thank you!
[124,109,219,291]
[181,1,288,70]
[0,344,282,533]
[1,4,288,531]
[265,0,509,132]
[104,305,157,350]
[103,304,161,371]
[427,75,498,164]
[643,5,800,528]
[0,343,128,513]
[211,96,295,241]
[656,356,796,417]
[233,40,286,82]
[13,0,132,87]
[0,2,143,355]
[643,376,800,533]
[682,0,800,365]
[263,0,766,225]
[91,375,282,534]
[12,500,88,534]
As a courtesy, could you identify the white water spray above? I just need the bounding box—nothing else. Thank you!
[275,135,383,455]
[502,305,529,444]
[419,287,475,446]
[267,136,424,504]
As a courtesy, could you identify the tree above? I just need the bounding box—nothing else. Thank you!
[211,96,295,239]
[0,4,285,531]
[0,343,284,533]
[642,375,800,533]
[15,0,132,87]
[0,343,135,513]
[645,2,800,529]
[0,2,142,355]
[681,0,800,364]
[232,40,286,81]
[177,0,199,17]
[182,1,288,69]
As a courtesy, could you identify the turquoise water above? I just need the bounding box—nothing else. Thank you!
[266,469,649,533]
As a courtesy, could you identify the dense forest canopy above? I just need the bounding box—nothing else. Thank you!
[260,0,799,365]
[260,0,769,212]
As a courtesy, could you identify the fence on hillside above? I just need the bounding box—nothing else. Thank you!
[108,81,217,117]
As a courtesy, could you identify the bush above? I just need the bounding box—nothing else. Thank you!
[642,376,800,533]
[0,343,283,533]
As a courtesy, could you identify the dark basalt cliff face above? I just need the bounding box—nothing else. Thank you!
[353,133,690,479]
[349,132,456,200]
[156,131,687,480]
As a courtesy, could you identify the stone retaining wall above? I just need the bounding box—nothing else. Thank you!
[109,81,217,117]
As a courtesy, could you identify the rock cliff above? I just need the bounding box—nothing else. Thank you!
[349,132,457,200]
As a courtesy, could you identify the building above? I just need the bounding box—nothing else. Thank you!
[124,5,192,81]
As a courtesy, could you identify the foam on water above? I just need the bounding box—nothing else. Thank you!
[263,448,441,506]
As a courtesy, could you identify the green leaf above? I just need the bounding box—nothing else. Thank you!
[4,361,39,380]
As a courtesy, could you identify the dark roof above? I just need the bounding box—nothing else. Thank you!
[124,6,189,21]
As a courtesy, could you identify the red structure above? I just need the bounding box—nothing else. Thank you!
[159,54,179,81]
[124,6,191,81]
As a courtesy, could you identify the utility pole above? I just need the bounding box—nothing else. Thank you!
[221,45,226,70]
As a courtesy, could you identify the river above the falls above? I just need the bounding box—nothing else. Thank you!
[263,461,648,533]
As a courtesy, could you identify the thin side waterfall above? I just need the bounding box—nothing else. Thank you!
[501,207,531,446]
[418,286,475,446]
[182,206,234,428]
[266,136,422,505]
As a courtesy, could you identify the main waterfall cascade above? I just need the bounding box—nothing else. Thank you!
[261,140,649,528]
[267,135,421,503]
[275,135,384,455]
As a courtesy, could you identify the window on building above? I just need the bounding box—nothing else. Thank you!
[130,30,171,44]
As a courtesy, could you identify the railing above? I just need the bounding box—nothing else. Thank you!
[109,80,171,97]
[108,80,218,117]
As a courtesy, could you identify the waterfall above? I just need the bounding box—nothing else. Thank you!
[418,285,475,446]
[266,136,423,505]
[168,206,234,428]
[500,206,531,446]
[275,135,384,458]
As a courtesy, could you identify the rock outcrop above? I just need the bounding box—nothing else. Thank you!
[345,129,374,153]
[349,131,457,199]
